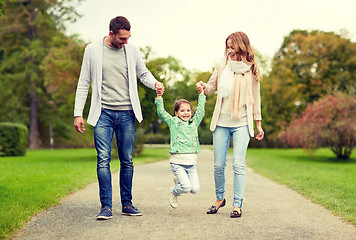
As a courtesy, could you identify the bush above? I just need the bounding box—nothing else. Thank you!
[145,133,169,144]
[279,94,356,159]
[198,128,213,145]
[0,122,28,156]
[134,127,147,156]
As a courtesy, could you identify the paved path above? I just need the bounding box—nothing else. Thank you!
[15,149,356,240]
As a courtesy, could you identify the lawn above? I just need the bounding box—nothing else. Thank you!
[0,147,169,240]
[246,148,356,226]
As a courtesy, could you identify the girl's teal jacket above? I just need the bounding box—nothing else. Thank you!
[155,94,206,154]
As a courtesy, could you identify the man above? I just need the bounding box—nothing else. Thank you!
[74,16,164,220]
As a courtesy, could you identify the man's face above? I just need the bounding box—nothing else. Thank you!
[110,29,131,49]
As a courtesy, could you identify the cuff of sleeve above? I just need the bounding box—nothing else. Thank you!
[74,110,83,117]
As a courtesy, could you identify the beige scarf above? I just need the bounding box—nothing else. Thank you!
[219,59,254,120]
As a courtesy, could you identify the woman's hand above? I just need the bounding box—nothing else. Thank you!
[255,120,264,141]
[195,81,206,93]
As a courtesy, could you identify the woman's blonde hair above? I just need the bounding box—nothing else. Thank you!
[225,32,260,79]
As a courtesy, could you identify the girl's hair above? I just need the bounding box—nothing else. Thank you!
[225,32,260,79]
[173,99,191,113]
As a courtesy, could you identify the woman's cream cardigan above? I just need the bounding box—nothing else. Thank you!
[204,60,262,137]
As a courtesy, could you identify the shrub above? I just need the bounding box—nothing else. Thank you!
[279,94,356,159]
[0,122,28,156]
[134,127,147,156]
[198,128,213,145]
[145,133,169,144]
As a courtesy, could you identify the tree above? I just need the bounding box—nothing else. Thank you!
[0,0,5,16]
[262,30,356,146]
[138,49,192,133]
[0,0,82,148]
[40,36,86,147]
[279,94,356,159]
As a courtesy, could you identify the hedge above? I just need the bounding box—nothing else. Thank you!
[0,122,28,156]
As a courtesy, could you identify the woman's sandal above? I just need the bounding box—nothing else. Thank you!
[230,209,242,218]
[206,199,226,214]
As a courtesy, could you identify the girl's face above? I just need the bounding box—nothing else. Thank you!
[175,103,192,121]
[227,39,238,61]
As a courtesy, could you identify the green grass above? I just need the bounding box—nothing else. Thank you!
[246,148,356,226]
[0,147,169,240]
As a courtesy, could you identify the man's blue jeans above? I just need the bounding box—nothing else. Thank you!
[213,125,250,208]
[94,109,135,210]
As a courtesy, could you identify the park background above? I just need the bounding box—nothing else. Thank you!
[0,0,355,239]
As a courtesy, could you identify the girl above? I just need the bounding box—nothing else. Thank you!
[196,31,264,218]
[155,87,206,208]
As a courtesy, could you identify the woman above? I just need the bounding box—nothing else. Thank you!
[196,32,264,218]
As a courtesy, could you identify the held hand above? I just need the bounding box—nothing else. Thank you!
[74,116,85,134]
[195,81,205,93]
[155,82,165,96]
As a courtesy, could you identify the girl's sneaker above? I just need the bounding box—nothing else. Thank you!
[169,187,178,208]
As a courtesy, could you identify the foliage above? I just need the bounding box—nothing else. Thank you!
[247,148,356,225]
[0,0,7,16]
[145,133,169,144]
[138,48,199,135]
[0,122,28,156]
[0,0,83,148]
[133,127,147,156]
[40,36,86,146]
[279,94,356,159]
[262,30,356,146]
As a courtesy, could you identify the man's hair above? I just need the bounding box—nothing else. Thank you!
[109,16,131,34]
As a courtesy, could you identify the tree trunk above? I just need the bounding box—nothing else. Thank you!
[28,78,40,148]
[27,0,40,149]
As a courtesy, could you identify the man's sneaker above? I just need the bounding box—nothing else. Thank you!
[96,208,112,220]
[169,187,178,208]
[122,205,142,216]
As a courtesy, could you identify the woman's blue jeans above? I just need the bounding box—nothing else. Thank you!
[94,109,135,210]
[213,125,250,208]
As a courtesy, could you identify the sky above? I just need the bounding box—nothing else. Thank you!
[66,0,356,72]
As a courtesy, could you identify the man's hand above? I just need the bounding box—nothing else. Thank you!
[74,116,85,134]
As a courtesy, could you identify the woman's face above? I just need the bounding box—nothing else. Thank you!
[227,39,237,61]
